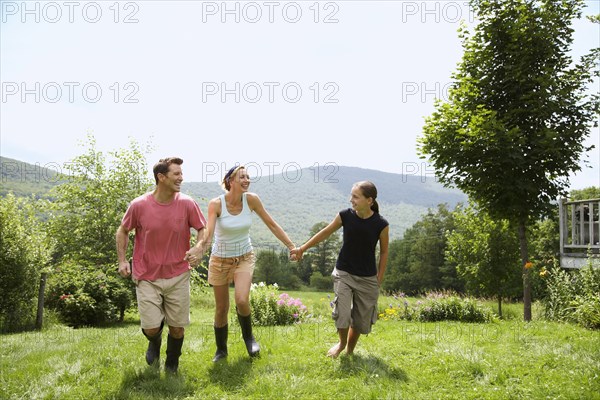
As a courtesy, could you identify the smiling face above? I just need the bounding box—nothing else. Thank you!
[350,185,372,213]
[228,167,250,192]
[159,163,183,193]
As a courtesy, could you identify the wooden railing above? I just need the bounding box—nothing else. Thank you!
[559,198,600,267]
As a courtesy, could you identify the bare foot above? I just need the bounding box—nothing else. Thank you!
[327,343,346,358]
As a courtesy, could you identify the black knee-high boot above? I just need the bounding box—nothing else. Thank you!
[237,312,260,357]
[165,334,184,373]
[142,322,163,366]
[213,324,228,362]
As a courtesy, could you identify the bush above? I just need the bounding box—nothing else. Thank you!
[542,259,600,329]
[309,272,333,291]
[0,194,52,332]
[250,282,308,326]
[379,291,494,323]
[46,261,134,327]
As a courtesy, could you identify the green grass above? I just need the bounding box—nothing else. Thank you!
[2,291,599,399]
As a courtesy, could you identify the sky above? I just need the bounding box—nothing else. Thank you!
[1,0,599,188]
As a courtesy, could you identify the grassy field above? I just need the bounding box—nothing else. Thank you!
[1,290,599,399]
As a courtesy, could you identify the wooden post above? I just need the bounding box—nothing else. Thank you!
[35,272,47,330]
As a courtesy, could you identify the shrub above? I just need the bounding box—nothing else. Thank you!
[46,261,134,327]
[541,259,600,329]
[309,272,333,290]
[250,282,308,326]
[379,291,494,323]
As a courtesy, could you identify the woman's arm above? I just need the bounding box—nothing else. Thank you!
[376,226,390,285]
[247,193,295,250]
[201,197,220,255]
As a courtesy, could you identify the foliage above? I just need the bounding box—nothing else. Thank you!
[541,260,600,329]
[418,0,599,320]
[379,291,494,323]
[45,261,134,327]
[305,221,341,276]
[2,291,600,398]
[446,204,522,314]
[309,271,333,290]
[0,193,53,332]
[382,204,461,294]
[249,282,309,326]
[569,186,600,201]
[41,135,152,326]
[48,134,153,265]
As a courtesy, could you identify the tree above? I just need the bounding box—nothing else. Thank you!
[569,186,600,201]
[305,221,341,276]
[446,204,522,317]
[0,194,53,331]
[253,249,284,285]
[45,135,153,326]
[419,0,599,320]
[49,135,153,264]
[382,204,460,294]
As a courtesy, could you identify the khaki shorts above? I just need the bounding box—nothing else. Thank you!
[331,268,379,334]
[135,271,190,329]
[208,252,255,286]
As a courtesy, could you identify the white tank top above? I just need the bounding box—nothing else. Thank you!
[211,193,253,257]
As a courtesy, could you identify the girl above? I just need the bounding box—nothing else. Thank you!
[292,181,389,357]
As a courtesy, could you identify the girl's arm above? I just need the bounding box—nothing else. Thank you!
[377,226,390,285]
[294,214,343,260]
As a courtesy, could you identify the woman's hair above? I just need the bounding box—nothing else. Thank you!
[354,181,379,213]
[222,165,245,191]
[153,157,183,184]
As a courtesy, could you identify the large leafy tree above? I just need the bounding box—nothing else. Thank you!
[419,0,599,320]
[49,135,153,264]
[446,204,522,317]
[45,135,153,325]
[0,194,53,331]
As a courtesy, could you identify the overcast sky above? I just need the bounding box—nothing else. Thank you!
[1,0,598,188]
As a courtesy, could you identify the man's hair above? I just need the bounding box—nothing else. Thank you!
[153,157,183,184]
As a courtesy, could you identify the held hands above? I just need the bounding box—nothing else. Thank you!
[290,246,304,261]
[118,260,131,278]
[184,245,204,267]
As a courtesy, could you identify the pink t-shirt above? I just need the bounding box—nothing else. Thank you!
[121,192,206,281]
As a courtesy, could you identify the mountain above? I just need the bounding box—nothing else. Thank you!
[0,158,467,242]
[0,156,64,198]
[183,165,466,244]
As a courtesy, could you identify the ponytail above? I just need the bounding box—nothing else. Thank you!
[371,199,379,213]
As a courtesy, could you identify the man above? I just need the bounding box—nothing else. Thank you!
[116,157,206,374]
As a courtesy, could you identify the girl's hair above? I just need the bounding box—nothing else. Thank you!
[354,181,379,213]
[222,165,245,191]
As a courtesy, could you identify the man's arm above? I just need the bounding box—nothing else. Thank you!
[116,225,132,277]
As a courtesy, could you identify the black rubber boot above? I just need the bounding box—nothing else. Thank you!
[165,334,184,374]
[212,324,228,362]
[237,312,260,357]
[142,322,163,366]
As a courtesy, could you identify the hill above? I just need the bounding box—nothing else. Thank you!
[0,158,466,243]
[183,165,466,244]
[0,156,64,198]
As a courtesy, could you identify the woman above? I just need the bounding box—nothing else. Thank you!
[292,181,389,358]
[197,165,295,362]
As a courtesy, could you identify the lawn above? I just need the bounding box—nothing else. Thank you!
[1,290,599,399]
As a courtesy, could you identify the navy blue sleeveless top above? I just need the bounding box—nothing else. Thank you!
[336,208,389,276]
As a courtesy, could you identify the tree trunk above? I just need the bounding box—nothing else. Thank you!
[35,272,47,330]
[517,223,531,322]
[497,296,503,318]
